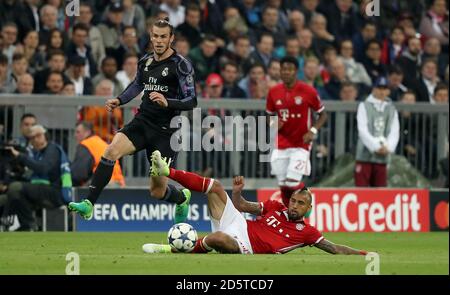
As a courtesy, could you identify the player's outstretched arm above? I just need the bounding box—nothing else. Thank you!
[231,176,262,216]
[315,239,368,255]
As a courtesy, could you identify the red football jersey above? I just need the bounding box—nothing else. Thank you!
[266,81,325,150]
[246,200,324,254]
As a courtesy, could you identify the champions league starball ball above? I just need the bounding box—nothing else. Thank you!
[167,223,198,253]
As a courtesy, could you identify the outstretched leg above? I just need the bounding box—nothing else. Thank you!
[69,132,136,220]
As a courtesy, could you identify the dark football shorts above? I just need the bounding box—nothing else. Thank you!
[118,117,178,167]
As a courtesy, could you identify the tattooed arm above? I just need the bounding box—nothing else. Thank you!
[232,176,262,216]
[315,239,368,255]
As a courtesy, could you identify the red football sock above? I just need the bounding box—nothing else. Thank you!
[280,182,306,207]
[190,237,213,254]
[169,168,213,193]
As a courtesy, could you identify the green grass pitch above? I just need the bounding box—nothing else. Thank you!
[0,232,447,275]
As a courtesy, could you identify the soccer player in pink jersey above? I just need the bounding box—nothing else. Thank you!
[143,150,368,255]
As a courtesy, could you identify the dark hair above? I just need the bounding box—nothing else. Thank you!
[202,34,217,43]
[285,35,299,44]
[46,29,65,51]
[47,70,64,79]
[46,49,66,61]
[20,113,36,122]
[292,186,313,205]
[401,90,416,98]
[388,64,404,76]
[72,23,89,34]
[101,56,117,67]
[221,61,238,71]
[366,39,381,50]
[76,121,94,134]
[186,3,201,14]
[257,32,273,44]
[421,58,438,70]
[340,81,357,90]
[153,17,174,35]
[122,25,136,34]
[0,53,7,65]
[434,83,448,96]
[249,62,267,73]
[262,5,277,15]
[12,53,26,62]
[280,56,299,69]
[234,35,250,44]
[269,58,280,67]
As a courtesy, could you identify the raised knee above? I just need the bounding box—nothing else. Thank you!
[209,231,228,247]
[210,180,223,194]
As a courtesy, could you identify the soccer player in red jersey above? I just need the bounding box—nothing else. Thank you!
[143,150,368,255]
[266,56,328,207]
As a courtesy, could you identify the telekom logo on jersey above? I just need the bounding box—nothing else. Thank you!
[259,189,430,232]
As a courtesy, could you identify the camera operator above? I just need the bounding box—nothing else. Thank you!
[0,125,72,231]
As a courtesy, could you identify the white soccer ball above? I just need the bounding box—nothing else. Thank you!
[167,223,198,253]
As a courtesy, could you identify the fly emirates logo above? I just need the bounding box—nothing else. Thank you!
[144,76,169,92]
[307,192,429,232]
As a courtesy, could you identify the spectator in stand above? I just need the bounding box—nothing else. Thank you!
[387,65,408,101]
[397,90,420,164]
[98,2,125,57]
[362,39,387,84]
[0,54,11,93]
[71,121,125,187]
[66,55,93,96]
[17,30,44,74]
[111,26,141,71]
[46,0,67,31]
[92,56,123,97]
[122,0,146,37]
[15,73,34,95]
[395,36,422,89]
[252,5,286,48]
[419,0,449,48]
[355,77,400,187]
[310,13,335,61]
[223,8,249,45]
[381,26,406,65]
[79,79,123,143]
[318,0,358,43]
[339,81,360,102]
[10,53,29,90]
[61,81,76,96]
[302,56,327,99]
[74,2,105,65]
[175,3,203,49]
[159,0,185,28]
[39,4,66,47]
[241,0,261,28]
[298,29,317,59]
[325,57,349,100]
[238,63,269,99]
[66,23,98,78]
[352,21,377,63]
[44,28,66,55]
[319,45,338,84]
[432,83,448,104]
[397,12,419,39]
[1,22,18,64]
[222,35,251,75]
[220,61,247,99]
[267,59,282,88]
[116,53,138,91]
[422,37,448,79]
[243,33,274,74]
[18,0,40,41]
[339,39,372,88]
[173,36,190,58]
[266,0,290,32]
[286,9,305,37]
[188,35,220,83]
[413,59,441,103]
[33,49,69,94]
[274,35,304,79]
[298,0,320,25]
[44,71,64,94]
